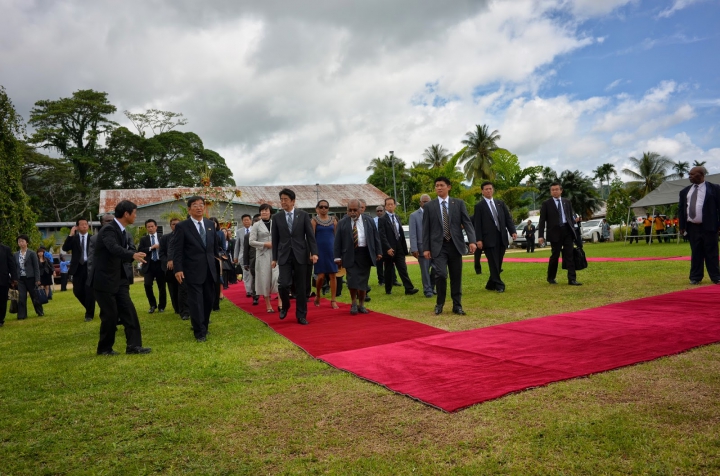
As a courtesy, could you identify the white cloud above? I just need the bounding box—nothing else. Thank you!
[605,79,623,91]
[657,0,706,18]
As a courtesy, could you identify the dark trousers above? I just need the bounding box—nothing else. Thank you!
[18,276,43,319]
[278,254,308,320]
[474,248,483,274]
[376,259,384,284]
[186,275,214,339]
[60,273,68,291]
[384,252,414,293]
[213,261,221,310]
[687,223,720,283]
[0,285,8,324]
[644,226,652,243]
[143,260,166,309]
[72,263,95,318]
[178,281,189,318]
[165,269,179,314]
[630,229,639,243]
[548,224,576,282]
[526,235,535,252]
[484,236,507,291]
[95,284,142,353]
[432,241,463,309]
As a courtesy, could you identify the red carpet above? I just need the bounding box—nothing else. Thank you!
[461,255,691,264]
[226,284,720,412]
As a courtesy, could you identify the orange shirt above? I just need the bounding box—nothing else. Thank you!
[643,218,652,227]
[654,217,664,231]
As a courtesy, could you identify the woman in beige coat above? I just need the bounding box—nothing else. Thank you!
[249,204,279,313]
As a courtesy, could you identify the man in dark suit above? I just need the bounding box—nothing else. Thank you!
[538,182,581,286]
[523,220,536,252]
[138,219,167,313]
[0,239,18,327]
[333,199,383,315]
[62,218,95,321]
[678,166,720,284]
[379,197,418,296]
[159,218,182,317]
[423,177,476,315]
[271,188,318,325]
[242,214,260,305]
[474,181,517,293]
[92,200,151,355]
[172,196,221,342]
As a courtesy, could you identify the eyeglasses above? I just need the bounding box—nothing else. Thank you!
[318,205,329,209]
[348,208,358,212]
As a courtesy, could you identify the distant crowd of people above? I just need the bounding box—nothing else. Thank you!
[1,166,717,353]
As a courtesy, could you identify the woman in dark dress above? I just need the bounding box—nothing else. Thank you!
[312,200,339,309]
[37,249,54,297]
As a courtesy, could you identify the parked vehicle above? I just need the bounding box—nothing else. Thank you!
[512,217,545,249]
[581,219,619,242]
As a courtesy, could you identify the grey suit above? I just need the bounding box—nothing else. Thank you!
[409,208,433,296]
[422,197,476,309]
[14,250,43,319]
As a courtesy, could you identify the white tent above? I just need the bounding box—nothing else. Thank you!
[630,173,720,208]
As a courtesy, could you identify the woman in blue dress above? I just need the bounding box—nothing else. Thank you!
[312,200,339,309]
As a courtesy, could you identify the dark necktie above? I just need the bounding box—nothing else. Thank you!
[287,212,293,232]
[197,221,206,248]
[488,200,499,229]
[391,214,400,240]
[442,201,450,241]
[151,235,158,261]
[353,219,359,248]
[689,185,698,220]
[79,235,86,264]
[122,230,128,249]
[556,199,564,224]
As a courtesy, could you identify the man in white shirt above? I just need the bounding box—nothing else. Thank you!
[139,219,166,313]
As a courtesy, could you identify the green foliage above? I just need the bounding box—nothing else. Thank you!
[495,186,535,222]
[490,149,543,190]
[0,86,40,249]
[459,124,500,183]
[605,178,631,225]
[410,150,474,211]
[416,144,452,169]
[622,152,677,197]
[592,163,617,199]
[538,169,602,219]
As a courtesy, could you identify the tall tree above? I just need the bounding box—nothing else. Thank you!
[605,178,632,225]
[28,89,117,194]
[622,151,677,197]
[537,169,601,219]
[490,148,543,190]
[592,163,617,199]
[0,86,40,247]
[692,159,707,167]
[672,161,690,178]
[366,154,410,200]
[459,124,500,183]
[418,144,452,169]
[124,109,188,137]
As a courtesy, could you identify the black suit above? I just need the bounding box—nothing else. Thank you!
[172,218,220,339]
[474,198,515,291]
[159,231,181,315]
[379,212,415,294]
[242,231,256,296]
[538,197,577,282]
[92,220,144,353]
[271,209,318,321]
[62,233,95,319]
[678,181,720,283]
[334,215,381,290]
[139,233,167,310]
[423,198,476,308]
[0,243,18,325]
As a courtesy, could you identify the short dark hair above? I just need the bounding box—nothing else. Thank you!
[114,200,137,219]
[480,181,494,189]
[241,214,251,220]
[384,197,396,205]
[76,218,88,226]
[279,188,295,201]
[550,182,562,189]
[210,217,220,227]
[259,203,272,213]
[316,200,329,208]
[187,196,205,208]
[169,217,180,224]
[17,234,29,244]
[252,214,261,221]
[145,219,157,226]
[435,176,451,186]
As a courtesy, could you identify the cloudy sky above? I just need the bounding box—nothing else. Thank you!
[2,0,719,186]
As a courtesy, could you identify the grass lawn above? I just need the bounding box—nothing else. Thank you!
[1,241,719,475]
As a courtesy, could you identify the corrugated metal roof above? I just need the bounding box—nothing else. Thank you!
[99,184,388,214]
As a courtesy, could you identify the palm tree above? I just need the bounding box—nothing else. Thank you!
[672,161,690,178]
[622,152,677,197]
[537,169,601,219]
[366,156,394,172]
[692,159,707,167]
[592,163,617,199]
[418,144,452,169]
[459,124,500,183]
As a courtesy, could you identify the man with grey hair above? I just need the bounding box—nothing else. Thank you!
[678,166,720,284]
[409,194,434,297]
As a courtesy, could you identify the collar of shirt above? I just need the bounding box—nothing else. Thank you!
[437,197,448,206]
[113,217,126,233]
[484,197,495,206]
[286,208,295,215]
[354,216,367,246]
[191,217,203,228]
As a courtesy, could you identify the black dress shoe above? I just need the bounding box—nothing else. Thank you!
[690,280,701,285]
[279,309,288,320]
[547,279,557,284]
[350,303,358,315]
[126,346,152,354]
[364,296,371,302]
[181,315,190,320]
[158,308,165,313]
[496,288,505,293]
[393,281,402,287]
[452,307,466,315]
[434,305,443,315]
[246,293,253,298]
[196,336,207,343]
[252,297,259,305]
[84,316,93,322]
[97,350,119,356]
[297,317,308,325]
[405,288,419,295]
[425,293,433,298]
[148,306,156,314]
[568,280,582,286]
[357,306,369,314]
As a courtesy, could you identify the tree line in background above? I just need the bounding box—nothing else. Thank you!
[6,88,235,224]
[367,124,707,225]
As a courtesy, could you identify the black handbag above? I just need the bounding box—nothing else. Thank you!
[35,288,49,305]
[8,289,18,314]
[562,246,588,271]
